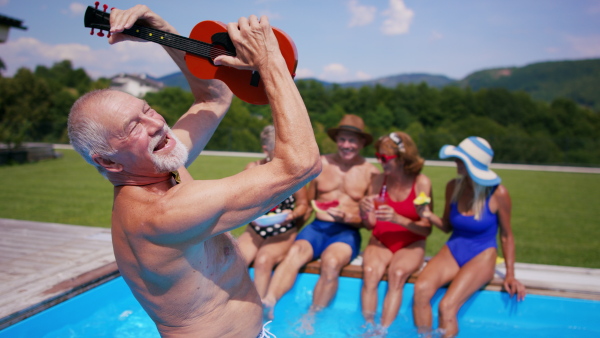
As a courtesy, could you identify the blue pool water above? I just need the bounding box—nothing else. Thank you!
[1,270,599,337]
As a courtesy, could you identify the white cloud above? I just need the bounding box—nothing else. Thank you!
[61,2,86,16]
[318,63,352,82]
[355,71,371,81]
[565,35,600,58]
[0,37,176,78]
[258,9,282,21]
[69,2,87,16]
[294,68,314,79]
[348,0,377,27]
[323,63,348,75]
[381,0,414,36]
[429,30,443,41]
[313,64,373,83]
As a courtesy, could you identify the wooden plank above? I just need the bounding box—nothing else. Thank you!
[0,219,117,326]
[0,247,114,290]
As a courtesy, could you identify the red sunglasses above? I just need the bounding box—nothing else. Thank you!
[375,152,398,163]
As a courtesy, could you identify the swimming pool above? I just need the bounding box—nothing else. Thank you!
[1,270,599,337]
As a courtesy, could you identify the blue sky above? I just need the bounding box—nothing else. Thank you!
[1,0,599,82]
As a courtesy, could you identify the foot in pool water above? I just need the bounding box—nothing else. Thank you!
[417,327,447,338]
[261,298,275,320]
[361,323,388,338]
[296,311,315,335]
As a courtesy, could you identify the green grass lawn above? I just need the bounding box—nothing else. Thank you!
[1,149,599,268]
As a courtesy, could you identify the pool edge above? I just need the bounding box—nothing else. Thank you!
[0,262,120,330]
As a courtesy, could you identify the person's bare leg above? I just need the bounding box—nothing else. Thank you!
[412,246,459,334]
[253,229,297,298]
[438,248,496,338]
[361,237,392,324]
[262,239,314,318]
[311,242,353,310]
[380,240,425,328]
[236,226,261,265]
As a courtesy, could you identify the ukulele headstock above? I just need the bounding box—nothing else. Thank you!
[84,2,112,37]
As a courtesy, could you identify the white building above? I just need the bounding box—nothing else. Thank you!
[110,73,164,97]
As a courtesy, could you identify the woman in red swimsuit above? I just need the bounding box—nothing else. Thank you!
[359,131,433,333]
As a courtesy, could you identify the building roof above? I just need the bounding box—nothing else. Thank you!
[0,14,27,30]
[110,73,164,90]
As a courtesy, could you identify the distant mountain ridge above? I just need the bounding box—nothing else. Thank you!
[318,73,456,89]
[457,58,600,110]
[158,72,191,91]
[157,72,455,90]
[156,58,600,110]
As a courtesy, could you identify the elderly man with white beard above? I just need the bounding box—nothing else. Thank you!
[67,4,321,338]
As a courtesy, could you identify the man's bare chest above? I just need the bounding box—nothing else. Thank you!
[317,165,369,197]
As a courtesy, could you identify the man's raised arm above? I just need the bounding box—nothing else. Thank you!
[108,5,232,165]
[199,15,321,231]
[218,15,319,171]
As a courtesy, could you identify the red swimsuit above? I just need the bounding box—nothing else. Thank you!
[372,182,426,253]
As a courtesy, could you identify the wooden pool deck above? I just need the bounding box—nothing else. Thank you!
[0,219,118,329]
[1,218,599,330]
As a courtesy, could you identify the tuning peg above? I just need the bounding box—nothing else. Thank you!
[94,3,110,37]
[88,2,112,38]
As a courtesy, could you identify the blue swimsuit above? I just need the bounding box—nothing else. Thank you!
[446,187,498,267]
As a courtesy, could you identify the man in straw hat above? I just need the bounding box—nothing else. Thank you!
[262,114,379,318]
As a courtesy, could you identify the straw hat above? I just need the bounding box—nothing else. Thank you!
[327,114,373,146]
[439,136,501,186]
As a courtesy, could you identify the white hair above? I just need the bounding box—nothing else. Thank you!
[260,125,275,153]
[68,89,117,177]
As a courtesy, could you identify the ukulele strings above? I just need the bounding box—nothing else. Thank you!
[178,38,235,59]
[129,26,235,60]
[91,6,236,60]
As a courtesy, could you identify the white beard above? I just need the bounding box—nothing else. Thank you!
[149,127,189,173]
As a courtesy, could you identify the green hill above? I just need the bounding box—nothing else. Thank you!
[459,58,600,110]
[326,73,455,89]
[159,72,191,91]
[158,58,600,111]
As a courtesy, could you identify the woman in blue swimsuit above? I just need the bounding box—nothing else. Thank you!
[412,137,526,337]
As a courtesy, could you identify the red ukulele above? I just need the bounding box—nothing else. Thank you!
[84,2,298,105]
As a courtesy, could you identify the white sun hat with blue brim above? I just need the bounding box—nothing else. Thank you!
[439,136,501,186]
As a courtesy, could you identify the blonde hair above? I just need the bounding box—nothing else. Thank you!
[374,131,424,176]
[451,176,491,220]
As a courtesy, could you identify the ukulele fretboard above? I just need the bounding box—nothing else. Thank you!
[123,25,230,60]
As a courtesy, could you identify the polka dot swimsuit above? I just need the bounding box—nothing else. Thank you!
[251,194,297,239]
